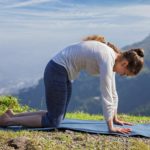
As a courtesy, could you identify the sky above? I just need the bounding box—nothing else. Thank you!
[0,0,150,94]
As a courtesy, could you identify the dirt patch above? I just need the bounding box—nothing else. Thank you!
[7,136,36,150]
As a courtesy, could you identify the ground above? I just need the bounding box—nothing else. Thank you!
[0,112,149,150]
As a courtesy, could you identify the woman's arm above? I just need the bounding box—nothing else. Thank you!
[112,72,119,122]
[112,73,133,126]
[99,54,132,134]
[100,60,115,125]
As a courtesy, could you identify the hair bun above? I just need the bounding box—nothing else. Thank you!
[132,48,144,58]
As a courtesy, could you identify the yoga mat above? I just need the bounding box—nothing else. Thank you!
[0,119,149,138]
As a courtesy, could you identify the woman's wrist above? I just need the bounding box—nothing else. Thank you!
[107,118,114,131]
[113,111,118,122]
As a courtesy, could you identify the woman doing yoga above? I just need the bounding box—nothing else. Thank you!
[0,35,144,134]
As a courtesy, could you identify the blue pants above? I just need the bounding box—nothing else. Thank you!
[42,60,72,127]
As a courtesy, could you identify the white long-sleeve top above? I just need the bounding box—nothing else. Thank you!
[52,40,118,121]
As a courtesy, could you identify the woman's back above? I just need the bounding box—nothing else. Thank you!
[52,40,116,80]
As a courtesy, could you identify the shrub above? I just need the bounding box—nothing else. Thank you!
[0,96,34,114]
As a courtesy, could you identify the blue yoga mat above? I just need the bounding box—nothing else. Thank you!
[0,119,150,138]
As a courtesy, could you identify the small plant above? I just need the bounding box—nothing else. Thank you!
[0,96,34,114]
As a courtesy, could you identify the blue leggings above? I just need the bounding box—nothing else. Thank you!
[41,60,72,127]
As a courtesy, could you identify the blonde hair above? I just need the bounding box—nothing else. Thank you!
[83,35,106,44]
[83,35,120,53]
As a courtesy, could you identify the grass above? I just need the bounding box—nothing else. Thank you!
[0,112,149,150]
[66,111,150,123]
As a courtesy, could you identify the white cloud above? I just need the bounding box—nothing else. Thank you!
[1,3,150,28]
[0,3,150,44]
[117,5,150,18]
[0,77,40,95]
[0,3,150,45]
[1,2,149,38]
[5,0,59,8]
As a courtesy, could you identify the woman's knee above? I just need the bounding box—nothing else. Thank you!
[41,113,62,128]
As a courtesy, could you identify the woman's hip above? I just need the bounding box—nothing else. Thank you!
[44,60,69,83]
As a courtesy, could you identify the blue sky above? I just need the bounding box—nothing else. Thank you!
[0,0,150,94]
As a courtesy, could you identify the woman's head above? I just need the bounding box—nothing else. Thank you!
[114,48,144,76]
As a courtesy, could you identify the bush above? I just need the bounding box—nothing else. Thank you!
[0,96,34,114]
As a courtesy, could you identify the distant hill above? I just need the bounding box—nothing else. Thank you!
[14,34,150,116]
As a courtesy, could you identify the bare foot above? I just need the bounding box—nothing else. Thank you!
[0,113,11,126]
[5,109,14,117]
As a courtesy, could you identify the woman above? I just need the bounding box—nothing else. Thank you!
[0,35,144,134]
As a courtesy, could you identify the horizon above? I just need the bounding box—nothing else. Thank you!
[0,0,150,94]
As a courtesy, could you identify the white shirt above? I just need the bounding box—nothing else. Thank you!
[52,41,118,121]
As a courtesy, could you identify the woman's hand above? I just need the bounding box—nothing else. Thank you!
[107,118,132,134]
[109,127,132,134]
[113,118,133,126]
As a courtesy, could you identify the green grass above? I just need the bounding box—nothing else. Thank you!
[66,111,150,124]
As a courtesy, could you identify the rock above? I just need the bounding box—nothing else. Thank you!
[7,136,30,149]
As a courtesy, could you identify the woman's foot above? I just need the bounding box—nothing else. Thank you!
[5,109,14,117]
[0,113,11,127]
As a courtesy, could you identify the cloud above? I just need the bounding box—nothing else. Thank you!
[0,2,150,40]
[0,77,40,95]
[116,5,150,18]
[2,5,150,33]
[0,3,150,46]
[5,0,59,8]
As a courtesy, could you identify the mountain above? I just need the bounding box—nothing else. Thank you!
[14,34,150,116]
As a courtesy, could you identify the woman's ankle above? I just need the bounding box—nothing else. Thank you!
[5,109,14,117]
[0,113,11,126]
